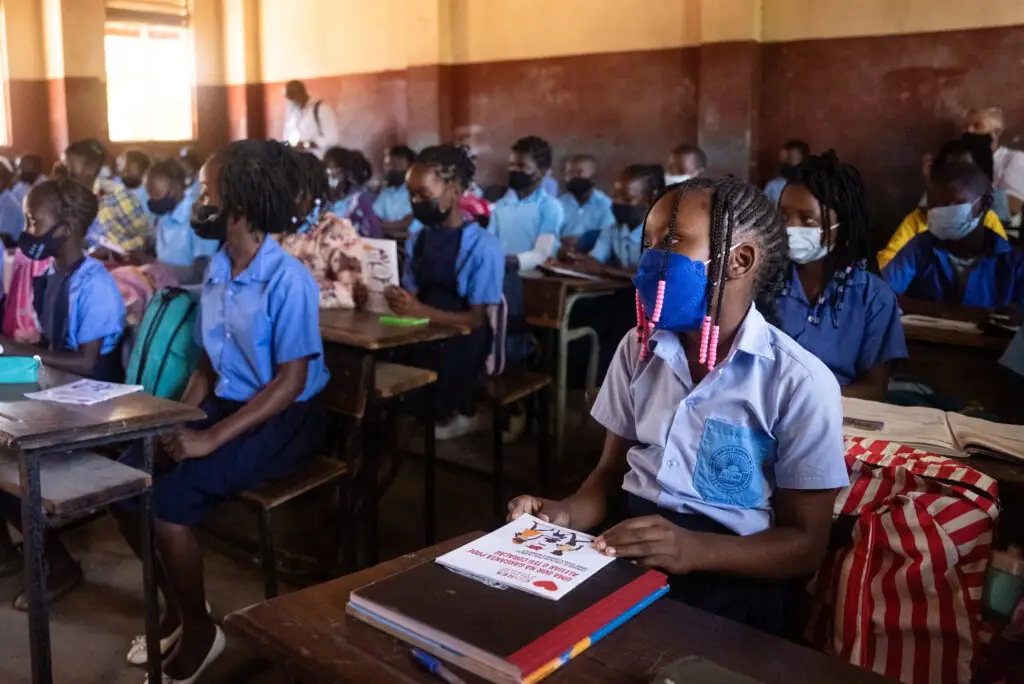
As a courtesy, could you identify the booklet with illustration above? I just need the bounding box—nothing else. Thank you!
[435,514,615,601]
[25,379,143,406]
[358,238,399,313]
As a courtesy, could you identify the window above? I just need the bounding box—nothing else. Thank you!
[105,1,194,142]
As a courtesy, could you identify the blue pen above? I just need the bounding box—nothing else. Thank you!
[411,648,467,684]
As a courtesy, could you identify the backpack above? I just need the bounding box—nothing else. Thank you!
[806,437,999,684]
[313,100,323,136]
[125,288,201,400]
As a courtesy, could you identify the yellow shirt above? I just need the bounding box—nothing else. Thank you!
[877,209,1008,269]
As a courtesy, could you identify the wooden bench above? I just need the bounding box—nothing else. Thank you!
[373,363,437,400]
[0,450,150,523]
[482,368,553,518]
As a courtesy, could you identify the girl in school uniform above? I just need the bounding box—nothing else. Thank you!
[510,177,849,636]
[775,151,907,400]
[372,145,504,438]
[143,158,220,283]
[323,146,384,238]
[0,174,128,609]
[113,140,330,683]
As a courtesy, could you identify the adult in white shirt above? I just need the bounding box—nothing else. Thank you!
[965,106,1024,224]
[282,80,340,159]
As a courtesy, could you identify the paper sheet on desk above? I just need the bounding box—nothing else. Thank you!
[538,264,604,281]
[899,314,983,334]
[25,379,143,406]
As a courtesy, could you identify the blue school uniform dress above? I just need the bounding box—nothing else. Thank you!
[372,185,412,222]
[591,305,849,633]
[589,222,644,269]
[121,237,329,525]
[882,231,1024,307]
[154,193,219,267]
[0,188,25,241]
[558,189,615,253]
[776,264,907,386]
[402,222,504,414]
[490,187,564,267]
[32,256,126,382]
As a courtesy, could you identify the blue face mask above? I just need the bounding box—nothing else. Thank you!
[927,200,981,242]
[632,248,709,332]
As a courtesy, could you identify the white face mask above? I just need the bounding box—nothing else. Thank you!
[787,224,837,264]
[665,173,694,185]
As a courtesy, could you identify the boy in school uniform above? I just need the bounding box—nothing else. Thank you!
[558,154,615,254]
[776,152,906,400]
[490,136,565,272]
[883,161,1024,317]
[114,140,329,681]
[665,144,707,185]
[0,174,128,609]
[373,145,416,234]
[510,178,849,637]
[143,158,220,283]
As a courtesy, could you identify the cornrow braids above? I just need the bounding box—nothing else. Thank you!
[415,145,476,191]
[216,139,304,235]
[635,177,788,365]
[785,150,872,325]
[29,174,100,239]
[295,151,327,206]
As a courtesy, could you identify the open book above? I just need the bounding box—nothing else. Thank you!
[842,397,1024,461]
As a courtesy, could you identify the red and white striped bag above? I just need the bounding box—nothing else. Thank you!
[806,437,999,684]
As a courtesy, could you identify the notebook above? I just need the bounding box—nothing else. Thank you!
[842,397,1024,461]
[348,526,669,683]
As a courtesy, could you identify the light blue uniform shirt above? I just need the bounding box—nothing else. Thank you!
[372,186,412,222]
[490,187,565,257]
[591,305,849,535]
[59,256,126,354]
[11,181,34,207]
[764,177,787,204]
[198,237,330,403]
[589,222,644,269]
[0,189,25,240]
[558,189,615,241]
[155,193,219,267]
[402,223,504,305]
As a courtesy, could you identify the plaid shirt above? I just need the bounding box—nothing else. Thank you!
[87,179,151,253]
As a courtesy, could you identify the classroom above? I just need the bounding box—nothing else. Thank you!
[0,0,1022,683]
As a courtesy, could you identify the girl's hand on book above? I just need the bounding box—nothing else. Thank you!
[595,516,695,574]
[506,495,572,527]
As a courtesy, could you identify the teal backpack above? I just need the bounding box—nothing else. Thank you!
[126,288,202,400]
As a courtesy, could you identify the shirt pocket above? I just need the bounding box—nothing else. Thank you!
[693,418,777,509]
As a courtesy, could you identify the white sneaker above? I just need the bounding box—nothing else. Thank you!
[128,601,211,666]
[434,412,484,441]
[143,625,226,684]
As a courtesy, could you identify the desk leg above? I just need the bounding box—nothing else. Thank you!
[20,451,51,684]
[363,366,380,567]
[423,384,437,545]
[139,437,162,684]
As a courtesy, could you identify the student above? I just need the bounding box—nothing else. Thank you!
[373,145,416,234]
[665,144,707,185]
[145,158,220,281]
[117,149,153,205]
[880,141,1010,269]
[0,174,127,609]
[323,146,383,238]
[374,145,503,437]
[883,161,1024,316]
[64,139,149,255]
[509,177,848,636]
[490,136,565,272]
[179,146,203,200]
[113,140,329,681]
[764,140,810,204]
[282,79,340,157]
[776,152,906,400]
[965,106,1024,222]
[11,154,43,206]
[0,157,25,245]
[557,154,615,254]
[919,136,1012,223]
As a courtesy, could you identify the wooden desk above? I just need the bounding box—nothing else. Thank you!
[901,320,1011,352]
[320,309,468,350]
[521,273,632,459]
[0,367,204,684]
[227,534,892,684]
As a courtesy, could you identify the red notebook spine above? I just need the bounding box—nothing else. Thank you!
[506,569,668,677]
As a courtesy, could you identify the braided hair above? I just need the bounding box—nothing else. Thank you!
[636,177,788,367]
[511,136,553,171]
[783,150,871,323]
[215,139,304,235]
[295,151,327,206]
[28,171,100,240]
[414,145,476,191]
[322,147,372,187]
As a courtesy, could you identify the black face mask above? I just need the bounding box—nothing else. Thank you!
[121,176,142,190]
[411,198,450,227]
[385,170,407,188]
[19,171,41,186]
[148,195,179,216]
[507,170,535,192]
[190,205,228,241]
[612,203,644,229]
[566,177,594,199]
[19,227,67,261]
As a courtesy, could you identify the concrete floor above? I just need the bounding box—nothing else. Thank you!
[0,397,602,684]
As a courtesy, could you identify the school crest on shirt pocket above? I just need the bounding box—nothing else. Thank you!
[693,418,776,508]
